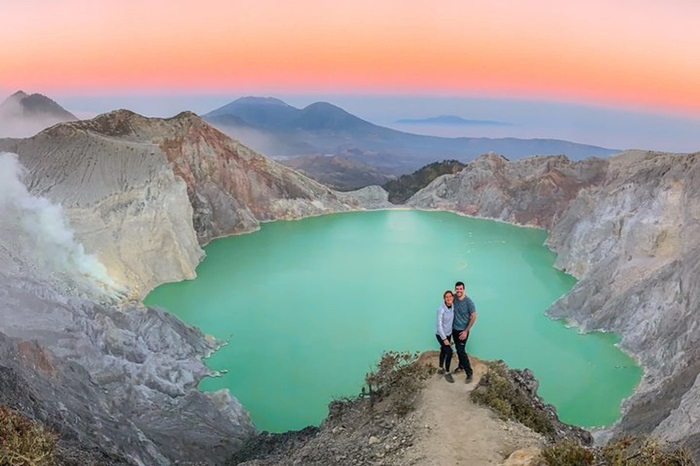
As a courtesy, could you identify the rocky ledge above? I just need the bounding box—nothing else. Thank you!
[227,354,587,466]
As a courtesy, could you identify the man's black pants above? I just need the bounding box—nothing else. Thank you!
[452,328,473,378]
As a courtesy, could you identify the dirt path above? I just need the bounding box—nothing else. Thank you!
[401,354,544,466]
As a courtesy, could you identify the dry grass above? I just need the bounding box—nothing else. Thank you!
[0,405,57,466]
[541,435,695,466]
[470,361,554,436]
[600,436,695,466]
[364,351,433,415]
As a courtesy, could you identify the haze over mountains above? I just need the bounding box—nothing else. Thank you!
[0,90,77,138]
[395,115,512,126]
[203,97,619,189]
[0,90,619,191]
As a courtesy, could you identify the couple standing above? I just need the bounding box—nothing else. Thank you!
[435,281,477,384]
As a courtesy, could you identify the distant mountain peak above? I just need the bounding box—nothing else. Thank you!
[9,90,29,99]
[205,96,300,128]
[301,101,349,114]
[0,90,77,120]
[233,96,292,107]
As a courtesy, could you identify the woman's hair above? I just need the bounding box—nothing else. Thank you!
[443,290,454,299]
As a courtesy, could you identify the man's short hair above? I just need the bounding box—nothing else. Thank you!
[455,281,465,288]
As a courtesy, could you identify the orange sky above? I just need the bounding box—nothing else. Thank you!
[3,0,700,114]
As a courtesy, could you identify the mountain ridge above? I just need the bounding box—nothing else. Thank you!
[204,96,619,190]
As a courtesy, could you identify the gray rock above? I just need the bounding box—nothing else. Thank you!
[0,272,255,465]
[337,185,392,210]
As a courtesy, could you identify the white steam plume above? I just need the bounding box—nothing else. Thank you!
[0,152,121,297]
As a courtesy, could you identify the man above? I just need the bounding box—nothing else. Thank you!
[452,281,477,383]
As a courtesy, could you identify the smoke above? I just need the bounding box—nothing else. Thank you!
[0,97,60,138]
[0,152,121,298]
[212,123,295,157]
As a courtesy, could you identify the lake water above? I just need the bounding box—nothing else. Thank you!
[145,210,641,432]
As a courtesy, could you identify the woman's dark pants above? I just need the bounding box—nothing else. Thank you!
[435,334,453,371]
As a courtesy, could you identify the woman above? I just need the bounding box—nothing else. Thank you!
[435,290,455,383]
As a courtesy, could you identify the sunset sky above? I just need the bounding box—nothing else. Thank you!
[2,0,699,151]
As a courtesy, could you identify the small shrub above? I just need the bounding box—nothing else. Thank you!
[0,405,57,466]
[541,438,595,466]
[364,351,432,415]
[540,436,696,466]
[601,435,694,466]
[470,361,554,436]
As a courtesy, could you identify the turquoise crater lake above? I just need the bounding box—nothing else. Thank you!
[145,210,641,432]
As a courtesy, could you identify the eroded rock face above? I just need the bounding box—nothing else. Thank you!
[545,151,700,453]
[408,150,700,459]
[1,110,360,297]
[0,273,255,465]
[336,185,392,210]
[407,153,607,229]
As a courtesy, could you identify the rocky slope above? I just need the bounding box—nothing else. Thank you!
[0,112,372,464]
[408,150,700,459]
[407,153,608,230]
[279,154,396,191]
[0,275,254,465]
[0,110,364,297]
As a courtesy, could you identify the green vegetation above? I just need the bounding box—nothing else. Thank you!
[541,436,695,465]
[364,351,433,415]
[470,361,555,436]
[541,438,597,465]
[383,159,466,204]
[0,405,57,466]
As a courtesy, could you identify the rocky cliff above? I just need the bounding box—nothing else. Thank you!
[1,110,362,297]
[408,150,700,459]
[0,112,371,464]
[407,153,607,230]
[0,274,254,465]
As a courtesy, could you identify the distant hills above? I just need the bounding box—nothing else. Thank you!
[395,115,511,126]
[0,90,77,137]
[383,160,468,204]
[204,97,619,189]
[281,154,394,191]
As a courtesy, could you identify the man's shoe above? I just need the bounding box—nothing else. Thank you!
[466,375,473,384]
[437,367,445,375]
[444,372,455,383]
